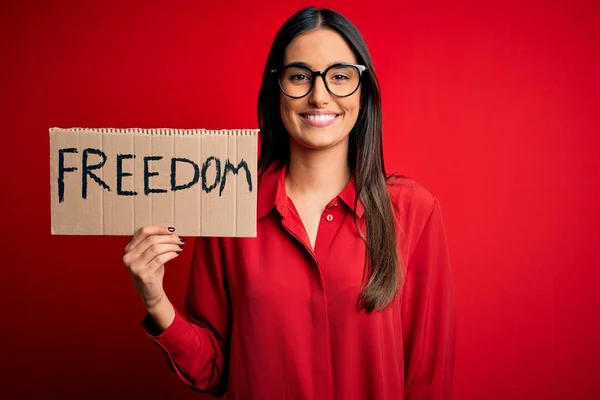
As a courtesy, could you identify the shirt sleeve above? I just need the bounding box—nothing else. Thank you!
[401,199,456,399]
[141,236,231,397]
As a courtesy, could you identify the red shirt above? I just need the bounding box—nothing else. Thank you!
[142,162,456,399]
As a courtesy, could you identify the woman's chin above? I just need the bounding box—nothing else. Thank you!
[292,132,347,151]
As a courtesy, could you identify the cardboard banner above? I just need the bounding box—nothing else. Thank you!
[50,127,258,237]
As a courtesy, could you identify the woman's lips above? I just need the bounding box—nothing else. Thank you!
[299,113,340,127]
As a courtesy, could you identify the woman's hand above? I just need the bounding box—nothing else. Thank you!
[122,226,184,311]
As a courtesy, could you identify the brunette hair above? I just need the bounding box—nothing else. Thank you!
[257,7,400,312]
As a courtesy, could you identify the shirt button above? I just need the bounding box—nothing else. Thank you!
[326,214,333,222]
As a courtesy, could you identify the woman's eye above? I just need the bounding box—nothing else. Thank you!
[332,74,349,81]
[290,74,310,81]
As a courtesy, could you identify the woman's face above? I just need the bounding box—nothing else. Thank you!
[280,28,361,152]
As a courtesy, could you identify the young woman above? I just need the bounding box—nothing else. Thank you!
[123,7,455,400]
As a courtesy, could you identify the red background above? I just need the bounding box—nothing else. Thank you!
[2,0,599,398]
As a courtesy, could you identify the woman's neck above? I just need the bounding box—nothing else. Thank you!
[285,140,351,201]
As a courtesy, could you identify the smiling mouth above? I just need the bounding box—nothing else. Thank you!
[299,113,340,127]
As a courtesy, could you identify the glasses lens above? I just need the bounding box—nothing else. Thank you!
[278,65,362,97]
[280,66,313,98]
[325,65,360,97]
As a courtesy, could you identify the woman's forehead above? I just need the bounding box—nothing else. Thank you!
[283,28,357,67]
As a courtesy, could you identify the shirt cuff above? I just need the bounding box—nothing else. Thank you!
[141,307,197,349]
[140,307,202,387]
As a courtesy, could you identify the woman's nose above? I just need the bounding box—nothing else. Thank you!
[308,75,330,106]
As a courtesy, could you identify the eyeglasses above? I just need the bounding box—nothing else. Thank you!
[271,62,367,99]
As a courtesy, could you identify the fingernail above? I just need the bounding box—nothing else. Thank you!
[168,227,176,232]
[178,244,184,249]
[179,237,186,242]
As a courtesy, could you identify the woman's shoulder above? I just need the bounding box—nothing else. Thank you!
[385,173,440,221]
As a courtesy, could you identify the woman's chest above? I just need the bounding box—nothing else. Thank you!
[223,214,369,309]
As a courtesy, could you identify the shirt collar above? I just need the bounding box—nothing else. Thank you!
[257,162,365,220]
[338,173,365,218]
[257,161,289,220]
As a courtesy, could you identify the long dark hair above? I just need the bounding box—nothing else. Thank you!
[257,7,400,313]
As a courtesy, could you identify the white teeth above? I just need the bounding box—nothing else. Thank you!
[304,114,337,121]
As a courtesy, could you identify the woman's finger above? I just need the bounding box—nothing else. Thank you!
[137,243,183,270]
[125,226,177,253]
[147,251,181,271]
[129,233,184,257]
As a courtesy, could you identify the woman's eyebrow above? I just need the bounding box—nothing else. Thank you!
[283,61,312,69]
[283,61,352,69]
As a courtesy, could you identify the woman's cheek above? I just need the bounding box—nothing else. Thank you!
[280,103,297,132]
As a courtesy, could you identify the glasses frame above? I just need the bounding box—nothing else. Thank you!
[271,62,368,99]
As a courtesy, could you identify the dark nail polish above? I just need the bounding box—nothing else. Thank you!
[178,244,184,249]
[179,237,186,242]
[168,227,176,232]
